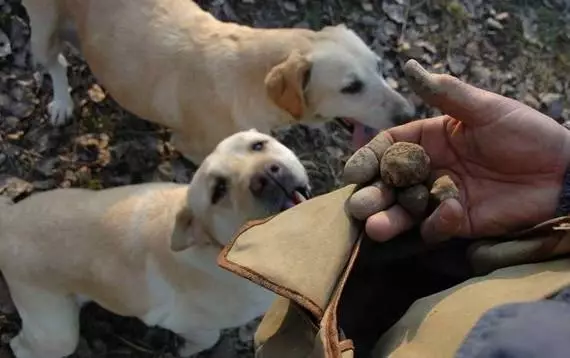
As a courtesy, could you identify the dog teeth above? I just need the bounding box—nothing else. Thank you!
[293,191,307,204]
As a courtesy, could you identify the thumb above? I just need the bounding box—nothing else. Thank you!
[403,60,520,127]
[420,198,464,243]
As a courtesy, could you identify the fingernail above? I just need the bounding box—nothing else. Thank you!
[433,199,463,242]
[403,60,440,98]
[343,147,379,184]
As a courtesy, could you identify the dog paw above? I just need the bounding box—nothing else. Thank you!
[47,98,74,126]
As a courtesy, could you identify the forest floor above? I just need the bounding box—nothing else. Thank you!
[0,0,569,356]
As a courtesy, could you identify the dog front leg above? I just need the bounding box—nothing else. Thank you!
[25,0,74,126]
[7,281,80,358]
[45,54,74,126]
[170,132,209,166]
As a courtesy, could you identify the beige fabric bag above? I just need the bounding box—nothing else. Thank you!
[218,185,361,358]
[217,185,570,358]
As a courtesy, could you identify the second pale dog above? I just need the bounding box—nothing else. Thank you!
[0,130,310,358]
[22,0,415,163]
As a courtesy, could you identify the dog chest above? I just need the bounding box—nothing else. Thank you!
[141,257,276,331]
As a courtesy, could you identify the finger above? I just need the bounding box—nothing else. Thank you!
[384,115,450,144]
[468,240,544,275]
[420,198,464,243]
[346,181,395,220]
[365,205,414,242]
[343,131,394,184]
[343,116,450,184]
[403,60,520,127]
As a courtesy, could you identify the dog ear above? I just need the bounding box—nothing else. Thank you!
[170,207,210,252]
[264,50,312,120]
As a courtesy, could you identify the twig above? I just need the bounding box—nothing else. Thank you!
[398,1,412,45]
[113,334,156,355]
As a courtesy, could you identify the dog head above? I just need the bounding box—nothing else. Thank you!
[171,130,310,251]
[265,24,415,148]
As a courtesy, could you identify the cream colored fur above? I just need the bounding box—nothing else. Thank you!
[0,130,310,358]
[21,0,415,163]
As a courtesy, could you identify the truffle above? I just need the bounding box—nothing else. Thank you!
[380,142,431,188]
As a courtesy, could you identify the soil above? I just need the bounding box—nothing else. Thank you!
[0,0,569,357]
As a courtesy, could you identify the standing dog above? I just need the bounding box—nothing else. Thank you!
[22,0,415,163]
[0,130,310,358]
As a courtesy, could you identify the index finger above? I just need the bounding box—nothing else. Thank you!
[404,60,522,127]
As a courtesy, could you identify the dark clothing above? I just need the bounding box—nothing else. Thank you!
[456,287,570,358]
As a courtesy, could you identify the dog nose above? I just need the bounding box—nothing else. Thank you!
[249,162,283,196]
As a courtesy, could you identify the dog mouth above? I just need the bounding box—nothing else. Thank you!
[335,118,379,149]
[280,186,310,211]
[259,166,311,212]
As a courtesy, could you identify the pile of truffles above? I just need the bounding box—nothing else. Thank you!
[347,142,460,221]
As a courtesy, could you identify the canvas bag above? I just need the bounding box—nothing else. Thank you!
[217,185,570,358]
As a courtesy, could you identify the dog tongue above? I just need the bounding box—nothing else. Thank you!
[349,120,379,149]
[281,190,308,211]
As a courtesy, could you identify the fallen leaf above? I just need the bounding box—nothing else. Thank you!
[6,132,23,141]
[414,40,437,54]
[414,12,428,25]
[485,18,504,30]
[447,54,469,75]
[382,21,399,38]
[0,176,33,202]
[382,2,405,24]
[34,157,59,178]
[87,84,106,103]
[0,30,11,59]
[517,9,543,46]
[523,93,540,109]
[495,12,509,21]
[539,92,563,106]
[362,1,374,12]
[283,1,297,12]
[386,77,399,90]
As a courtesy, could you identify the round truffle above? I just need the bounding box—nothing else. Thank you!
[380,142,431,188]
[397,184,429,218]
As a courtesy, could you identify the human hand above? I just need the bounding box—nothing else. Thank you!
[344,60,570,243]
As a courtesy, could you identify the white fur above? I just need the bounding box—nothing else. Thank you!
[0,131,309,358]
[21,0,415,163]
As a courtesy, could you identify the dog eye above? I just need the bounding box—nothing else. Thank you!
[250,140,266,152]
[341,80,364,94]
[211,177,228,204]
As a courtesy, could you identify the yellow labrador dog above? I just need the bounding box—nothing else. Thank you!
[22,0,415,163]
[0,130,310,358]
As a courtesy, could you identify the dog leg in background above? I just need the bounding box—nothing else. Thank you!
[7,282,80,358]
[24,1,74,125]
[170,132,207,165]
[0,272,16,315]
